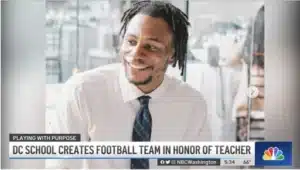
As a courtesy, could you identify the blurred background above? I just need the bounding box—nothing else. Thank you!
[46,0,264,142]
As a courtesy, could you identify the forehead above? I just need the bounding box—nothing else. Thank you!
[125,14,172,43]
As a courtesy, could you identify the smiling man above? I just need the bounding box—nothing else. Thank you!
[51,1,211,169]
[120,12,173,92]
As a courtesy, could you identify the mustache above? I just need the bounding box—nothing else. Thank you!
[126,58,146,64]
[124,56,150,66]
[123,58,154,70]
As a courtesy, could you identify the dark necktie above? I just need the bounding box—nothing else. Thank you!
[131,96,152,169]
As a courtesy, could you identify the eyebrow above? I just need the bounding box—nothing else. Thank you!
[126,34,163,44]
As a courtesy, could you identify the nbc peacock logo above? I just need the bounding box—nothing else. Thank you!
[262,147,285,161]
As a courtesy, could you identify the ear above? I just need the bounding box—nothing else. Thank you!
[167,49,175,64]
[168,56,174,64]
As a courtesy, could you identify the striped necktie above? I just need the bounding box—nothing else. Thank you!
[130,96,152,169]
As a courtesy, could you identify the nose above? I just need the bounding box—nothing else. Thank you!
[128,43,145,61]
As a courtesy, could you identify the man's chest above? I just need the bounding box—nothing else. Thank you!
[86,97,198,142]
[81,90,204,169]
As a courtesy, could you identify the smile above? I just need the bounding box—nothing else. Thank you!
[126,62,152,71]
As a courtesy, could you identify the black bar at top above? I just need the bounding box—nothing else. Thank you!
[9,134,81,142]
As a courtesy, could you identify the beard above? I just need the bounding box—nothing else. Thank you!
[127,74,153,85]
[125,59,169,86]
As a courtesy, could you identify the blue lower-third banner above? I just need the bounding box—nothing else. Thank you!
[255,141,292,166]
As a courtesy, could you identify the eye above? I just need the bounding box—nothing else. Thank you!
[127,39,137,46]
[144,44,158,51]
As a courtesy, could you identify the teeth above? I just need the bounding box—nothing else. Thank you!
[129,63,148,69]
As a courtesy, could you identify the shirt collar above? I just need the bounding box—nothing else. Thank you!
[118,65,169,103]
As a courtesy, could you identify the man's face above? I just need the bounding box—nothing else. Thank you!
[119,14,173,86]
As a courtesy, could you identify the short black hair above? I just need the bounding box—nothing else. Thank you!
[119,0,190,75]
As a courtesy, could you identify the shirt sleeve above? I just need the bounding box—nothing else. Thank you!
[46,75,89,169]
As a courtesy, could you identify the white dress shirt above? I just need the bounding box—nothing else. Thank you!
[48,63,211,169]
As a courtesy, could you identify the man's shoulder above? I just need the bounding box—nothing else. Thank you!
[65,63,121,89]
[165,75,206,104]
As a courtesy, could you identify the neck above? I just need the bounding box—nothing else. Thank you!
[137,76,164,94]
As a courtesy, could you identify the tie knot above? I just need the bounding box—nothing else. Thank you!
[138,96,151,106]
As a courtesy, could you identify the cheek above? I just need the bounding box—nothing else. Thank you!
[151,57,162,65]
[119,42,131,54]
[153,57,169,72]
[151,50,171,65]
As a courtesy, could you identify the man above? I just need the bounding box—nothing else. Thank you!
[50,1,211,169]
